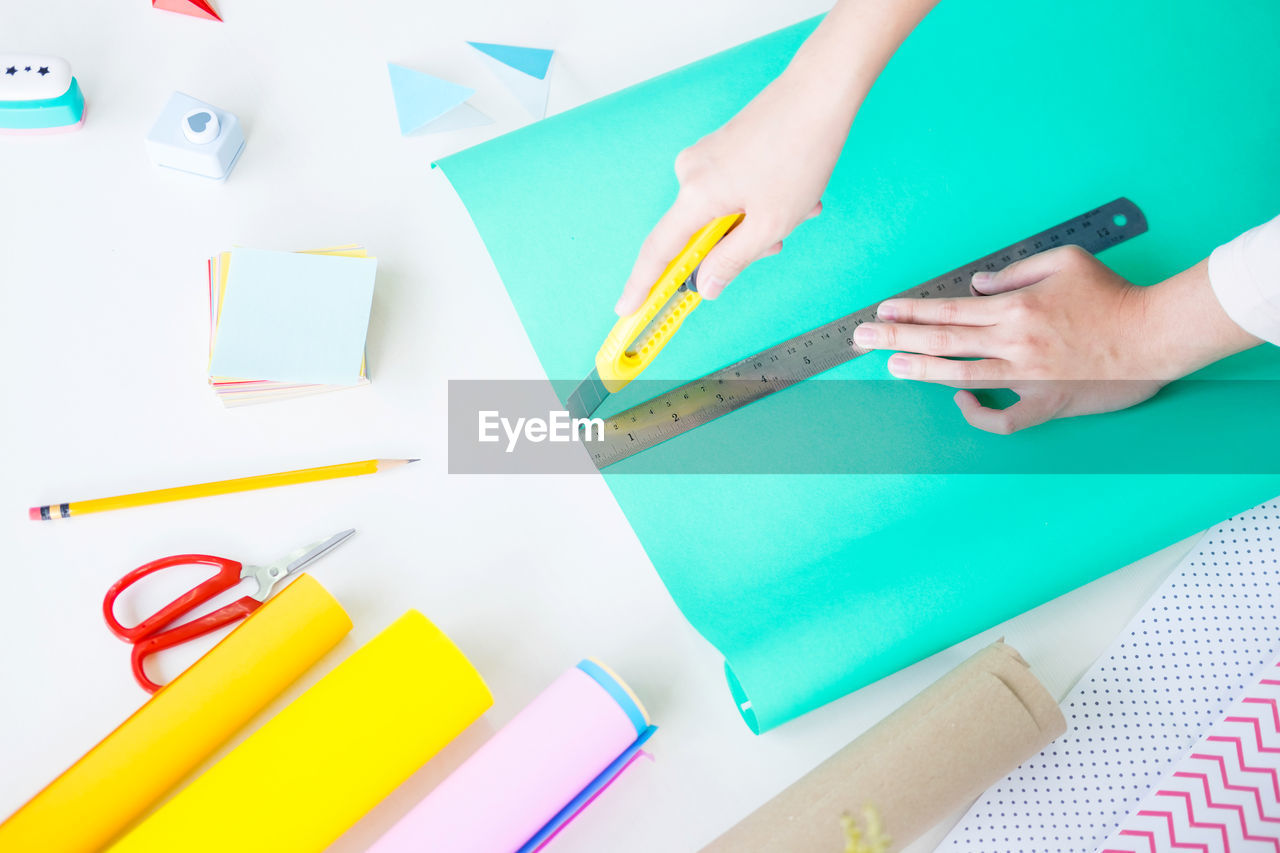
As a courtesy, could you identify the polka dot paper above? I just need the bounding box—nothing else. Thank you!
[938,498,1280,852]
[1097,656,1280,852]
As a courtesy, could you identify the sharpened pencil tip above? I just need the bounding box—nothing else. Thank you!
[408,458,420,463]
[376,458,420,469]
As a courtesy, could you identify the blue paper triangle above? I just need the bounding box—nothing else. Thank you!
[466,42,553,80]
[387,63,475,135]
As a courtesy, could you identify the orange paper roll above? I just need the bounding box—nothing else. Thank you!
[109,610,493,853]
[0,574,352,853]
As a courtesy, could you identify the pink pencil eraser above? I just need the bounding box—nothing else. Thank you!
[28,507,40,521]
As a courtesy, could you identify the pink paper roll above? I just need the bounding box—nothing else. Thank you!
[367,659,652,853]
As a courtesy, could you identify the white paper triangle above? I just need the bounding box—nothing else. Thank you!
[475,51,551,119]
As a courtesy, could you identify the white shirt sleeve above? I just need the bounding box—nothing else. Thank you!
[1208,214,1280,345]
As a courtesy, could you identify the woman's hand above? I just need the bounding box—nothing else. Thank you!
[613,68,845,315]
[614,0,942,316]
[851,246,1261,433]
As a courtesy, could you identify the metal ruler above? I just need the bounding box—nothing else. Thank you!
[586,197,1148,468]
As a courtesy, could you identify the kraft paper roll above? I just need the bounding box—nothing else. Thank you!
[367,658,653,853]
[701,642,1066,853]
[0,573,351,853]
[110,609,493,853]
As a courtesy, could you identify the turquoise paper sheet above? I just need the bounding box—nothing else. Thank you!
[438,0,1280,732]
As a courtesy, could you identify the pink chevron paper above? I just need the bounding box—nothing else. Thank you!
[1098,660,1280,853]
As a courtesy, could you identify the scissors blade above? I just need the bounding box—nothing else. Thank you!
[284,528,356,575]
[251,529,356,598]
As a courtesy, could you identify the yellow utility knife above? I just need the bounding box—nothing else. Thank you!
[566,213,744,419]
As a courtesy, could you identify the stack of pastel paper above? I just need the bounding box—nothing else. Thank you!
[207,246,377,406]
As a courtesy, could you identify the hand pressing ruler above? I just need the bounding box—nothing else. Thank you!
[585,197,1148,469]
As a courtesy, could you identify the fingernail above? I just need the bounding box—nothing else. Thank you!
[971,271,994,290]
[877,302,900,321]
[852,324,879,347]
[699,276,725,300]
[614,299,632,316]
[888,353,911,376]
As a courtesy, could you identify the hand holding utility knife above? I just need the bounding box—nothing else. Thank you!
[566,214,745,419]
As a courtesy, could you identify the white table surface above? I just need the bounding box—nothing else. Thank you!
[0,1,1200,850]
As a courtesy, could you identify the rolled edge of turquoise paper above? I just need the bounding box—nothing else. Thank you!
[725,663,761,734]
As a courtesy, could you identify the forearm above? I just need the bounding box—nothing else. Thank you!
[1139,260,1262,380]
[783,0,941,118]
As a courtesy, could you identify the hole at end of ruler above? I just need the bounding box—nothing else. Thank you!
[1112,213,1128,227]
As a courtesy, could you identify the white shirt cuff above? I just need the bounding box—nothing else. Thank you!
[1208,214,1280,345]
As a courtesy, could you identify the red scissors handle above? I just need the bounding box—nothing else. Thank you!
[103,554,246,641]
[103,553,264,692]
[129,597,259,693]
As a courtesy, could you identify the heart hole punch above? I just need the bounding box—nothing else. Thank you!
[182,108,220,144]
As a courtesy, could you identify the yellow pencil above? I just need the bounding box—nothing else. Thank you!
[29,459,418,520]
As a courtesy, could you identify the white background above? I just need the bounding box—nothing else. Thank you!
[0,1,1198,850]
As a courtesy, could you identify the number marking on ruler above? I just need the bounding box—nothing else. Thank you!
[585,198,1148,469]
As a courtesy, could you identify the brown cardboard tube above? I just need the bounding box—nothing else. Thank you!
[702,641,1066,853]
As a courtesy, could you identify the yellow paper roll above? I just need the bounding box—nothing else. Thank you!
[109,610,493,853]
[0,574,352,853]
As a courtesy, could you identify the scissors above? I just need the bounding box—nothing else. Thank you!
[103,529,355,693]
